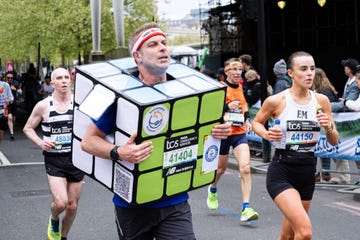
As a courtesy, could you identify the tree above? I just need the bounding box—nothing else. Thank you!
[0,0,157,68]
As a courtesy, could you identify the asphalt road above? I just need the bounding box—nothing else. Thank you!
[1,111,360,239]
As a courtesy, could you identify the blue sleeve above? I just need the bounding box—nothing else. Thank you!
[273,80,288,94]
[331,101,348,112]
[344,85,360,100]
[92,103,117,134]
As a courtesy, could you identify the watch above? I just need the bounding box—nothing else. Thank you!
[110,146,120,161]
[325,122,333,134]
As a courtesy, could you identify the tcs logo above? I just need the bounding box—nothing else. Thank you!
[288,122,301,130]
[166,140,179,150]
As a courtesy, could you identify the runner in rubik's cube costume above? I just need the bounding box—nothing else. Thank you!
[73,22,230,239]
[73,24,225,205]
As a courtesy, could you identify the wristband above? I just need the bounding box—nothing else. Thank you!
[244,111,250,121]
[325,122,333,134]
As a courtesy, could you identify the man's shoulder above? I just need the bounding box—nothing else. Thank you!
[36,97,50,110]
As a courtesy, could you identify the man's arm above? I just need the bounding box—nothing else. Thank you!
[81,123,111,159]
[81,123,153,163]
[344,95,360,111]
[23,101,53,150]
[331,101,347,112]
[345,83,360,101]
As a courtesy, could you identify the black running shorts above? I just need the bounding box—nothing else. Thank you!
[44,153,84,182]
[114,201,196,240]
[266,150,316,201]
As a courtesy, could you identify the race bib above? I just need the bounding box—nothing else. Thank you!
[50,123,72,150]
[285,120,320,151]
[163,132,198,177]
[225,108,244,126]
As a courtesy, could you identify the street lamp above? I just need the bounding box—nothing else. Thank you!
[317,0,326,7]
[277,1,286,10]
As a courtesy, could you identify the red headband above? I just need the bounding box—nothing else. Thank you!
[131,28,166,57]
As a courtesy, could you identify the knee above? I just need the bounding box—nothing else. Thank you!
[279,233,294,240]
[66,205,77,216]
[216,167,226,176]
[294,224,312,240]
[53,198,68,211]
[298,230,312,240]
[239,163,251,175]
[66,200,79,214]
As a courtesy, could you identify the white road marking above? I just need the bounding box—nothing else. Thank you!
[0,151,11,165]
[325,201,360,217]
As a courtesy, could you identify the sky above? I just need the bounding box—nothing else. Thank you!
[157,0,206,20]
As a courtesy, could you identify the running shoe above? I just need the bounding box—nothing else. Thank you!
[47,216,61,240]
[240,207,259,222]
[206,185,218,210]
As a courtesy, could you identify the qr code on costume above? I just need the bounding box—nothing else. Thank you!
[114,163,133,203]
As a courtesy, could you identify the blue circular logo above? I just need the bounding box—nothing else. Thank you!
[143,105,169,136]
[205,145,218,162]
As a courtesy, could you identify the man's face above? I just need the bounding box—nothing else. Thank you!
[51,69,71,93]
[225,62,243,84]
[344,66,352,76]
[135,35,170,73]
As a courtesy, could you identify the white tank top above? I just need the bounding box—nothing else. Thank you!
[41,95,74,154]
[273,89,320,152]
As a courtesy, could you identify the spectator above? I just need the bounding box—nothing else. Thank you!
[239,54,258,88]
[339,71,360,184]
[4,72,22,141]
[311,68,339,182]
[22,63,40,113]
[331,58,360,112]
[215,67,226,83]
[6,64,19,80]
[38,74,54,99]
[330,58,360,184]
[244,69,261,108]
[80,22,231,239]
[273,59,292,94]
[341,71,360,110]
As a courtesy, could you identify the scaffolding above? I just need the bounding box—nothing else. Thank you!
[200,0,243,55]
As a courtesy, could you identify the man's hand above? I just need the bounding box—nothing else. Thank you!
[118,133,153,163]
[40,139,56,151]
[244,119,252,133]
[211,122,231,139]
